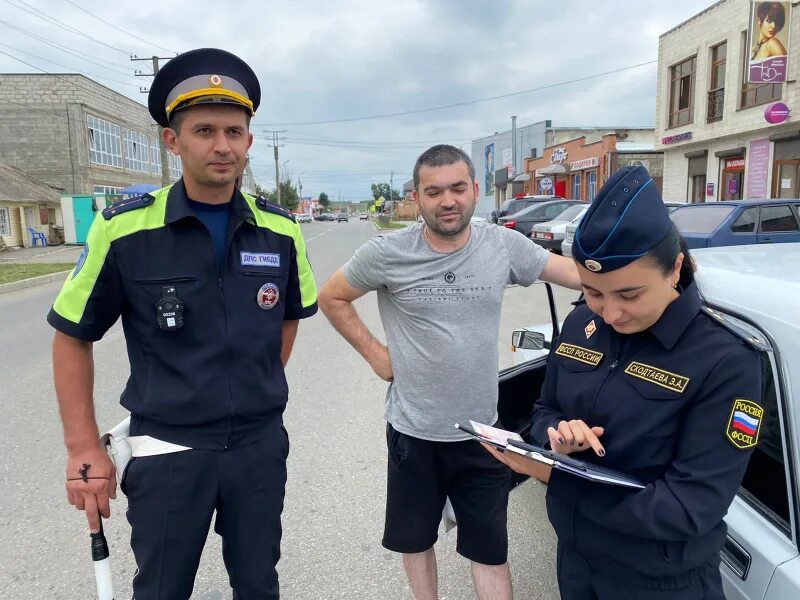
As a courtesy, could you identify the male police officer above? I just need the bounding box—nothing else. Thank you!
[48,48,317,599]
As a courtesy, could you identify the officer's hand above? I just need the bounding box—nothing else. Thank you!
[369,345,394,382]
[481,442,552,483]
[548,421,605,457]
[65,447,117,533]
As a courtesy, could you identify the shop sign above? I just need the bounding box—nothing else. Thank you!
[662,132,693,145]
[728,178,739,196]
[540,177,554,191]
[725,158,746,171]
[550,147,568,164]
[746,138,771,199]
[765,102,791,124]
[570,157,599,171]
[706,183,715,197]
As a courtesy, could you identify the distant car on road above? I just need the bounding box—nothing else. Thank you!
[296,213,312,223]
[497,200,584,237]
[359,212,369,220]
[530,204,588,253]
[490,195,561,224]
[315,213,335,221]
[670,199,800,248]
[337,213,349,222]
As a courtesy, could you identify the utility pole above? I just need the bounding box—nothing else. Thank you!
[389,170,394,202]
[264,130,287,205]
[133,55,176,187]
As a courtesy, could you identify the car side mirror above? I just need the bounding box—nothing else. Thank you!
[512,330,546,351]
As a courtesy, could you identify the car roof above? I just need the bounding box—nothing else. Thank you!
[694,244,800,350]
[673,199,800,208]
[506,199,584,217]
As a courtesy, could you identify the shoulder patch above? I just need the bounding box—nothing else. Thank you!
[701,306,767,350]
[255,196,296,222]
[726,398,763,449]
[102,194,154,220]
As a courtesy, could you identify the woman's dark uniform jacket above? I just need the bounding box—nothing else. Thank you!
[46,180,318,450]
[530,166,764,586]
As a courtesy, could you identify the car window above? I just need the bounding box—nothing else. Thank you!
[671,205,735,233]
[759,205,800,233]
[739,356,791,533]
[544,203,570,218]
[552,204,585,221]
[730,207,759,233]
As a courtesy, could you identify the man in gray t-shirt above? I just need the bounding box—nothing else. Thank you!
[319,145,580,600]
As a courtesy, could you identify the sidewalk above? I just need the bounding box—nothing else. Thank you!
[0,244,84,264]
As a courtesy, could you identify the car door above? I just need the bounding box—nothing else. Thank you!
[726,207,759,246]
[715,314,799,600]
[757,203,800,244]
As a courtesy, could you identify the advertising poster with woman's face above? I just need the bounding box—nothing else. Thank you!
[484,144,494,197]
[748,1,792,83]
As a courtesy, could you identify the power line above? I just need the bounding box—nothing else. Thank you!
[3,0,132,56]
[260,60,657,126]
[61,0,178,55]
[0,19,137,76]
[0,41,139,88]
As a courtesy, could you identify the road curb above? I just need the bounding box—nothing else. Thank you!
[0,270,71,295]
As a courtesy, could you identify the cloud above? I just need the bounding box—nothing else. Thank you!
[0,0,715,198]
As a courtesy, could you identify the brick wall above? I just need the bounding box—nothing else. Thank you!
[0,74,167,194]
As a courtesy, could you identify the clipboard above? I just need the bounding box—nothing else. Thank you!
[456,421,645,490]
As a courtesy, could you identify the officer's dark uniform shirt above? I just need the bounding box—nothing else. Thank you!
[531,290,762,578]
[47,179,317,450]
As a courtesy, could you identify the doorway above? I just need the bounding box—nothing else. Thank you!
[772,161,800,198]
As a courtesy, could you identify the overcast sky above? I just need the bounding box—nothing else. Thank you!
[0,0,717,200]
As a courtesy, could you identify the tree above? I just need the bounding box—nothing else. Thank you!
[266,178,299,212]
[318,192,330,209]
[253,183,268,198]
[370,183,401,203]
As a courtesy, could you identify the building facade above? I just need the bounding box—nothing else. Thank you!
[524,131,661,200]
[656,0,800,202]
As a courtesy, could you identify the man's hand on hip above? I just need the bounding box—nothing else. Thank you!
[369,345,394,382]
[65,447,117,533]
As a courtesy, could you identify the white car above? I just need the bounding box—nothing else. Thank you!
[500,244,800,600]
[295,213,313,223]
[530,205,587,254]
[562,222,578,257]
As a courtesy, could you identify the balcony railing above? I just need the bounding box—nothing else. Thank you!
[707,88,724,123]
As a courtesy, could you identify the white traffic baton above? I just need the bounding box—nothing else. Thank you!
[91,519,114,600]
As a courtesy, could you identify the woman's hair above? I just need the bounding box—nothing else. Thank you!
[758,2,786,31]
[646,224,696,289]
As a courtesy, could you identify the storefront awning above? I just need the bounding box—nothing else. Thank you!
[714,147,746,158]
[535,162,569,176]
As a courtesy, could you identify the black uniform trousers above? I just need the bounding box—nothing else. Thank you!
[122,430,289,599]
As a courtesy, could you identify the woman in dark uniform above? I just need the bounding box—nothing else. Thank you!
[486,166,764,599]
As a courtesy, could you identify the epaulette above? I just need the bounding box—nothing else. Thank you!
[255,196,296,222]
[701,306,769,351]
[102,194,154,220]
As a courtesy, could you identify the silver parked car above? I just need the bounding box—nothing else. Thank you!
[503,244,800,599]
[530,204,587,254]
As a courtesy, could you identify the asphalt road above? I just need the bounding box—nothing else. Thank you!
[0,220,579,599]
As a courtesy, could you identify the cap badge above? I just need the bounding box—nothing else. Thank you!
[585,320,596,339]
[209,74,223,87]
[585,259,602,272]
[257,283,279,310]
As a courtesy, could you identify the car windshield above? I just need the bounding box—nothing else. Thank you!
[670,205,735,233]
[553,205,585,221]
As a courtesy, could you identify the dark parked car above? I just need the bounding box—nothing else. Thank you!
[670,199,800,248]
[497,200,585,236]
[314,213,335,221]
[490,195,561,223]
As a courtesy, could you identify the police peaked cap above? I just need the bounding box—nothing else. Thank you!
[572,166,673,273]
[148,48,261,128]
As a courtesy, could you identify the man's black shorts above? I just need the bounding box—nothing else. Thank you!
[382,423,512,565]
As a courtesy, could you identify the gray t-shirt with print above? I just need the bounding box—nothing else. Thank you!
[344,221,550,441]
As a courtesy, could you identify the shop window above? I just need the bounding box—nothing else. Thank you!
[707,42,726,123]
[731,207,759,233]
[39,205,49,225]
[760,205,799,233]
[0,207,10,236]
[741,32,781,109]
[572,173,581,199]
[669,56,696,128]
[587,171,597,199]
